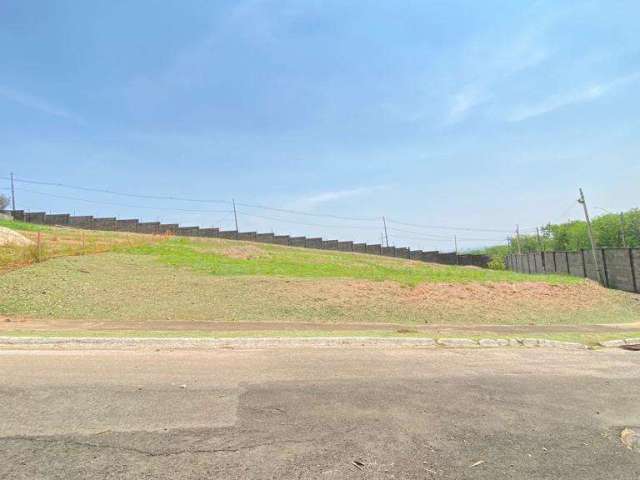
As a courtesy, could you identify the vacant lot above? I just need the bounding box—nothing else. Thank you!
[1,221,639,333]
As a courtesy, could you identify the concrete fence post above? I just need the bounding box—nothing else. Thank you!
[630,248,638,293]
[580,249,587,277]
[601,248,609,288]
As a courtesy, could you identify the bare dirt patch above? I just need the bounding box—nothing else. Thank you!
[0,227,33,247]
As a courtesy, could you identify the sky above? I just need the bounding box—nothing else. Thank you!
[1,0,639,251]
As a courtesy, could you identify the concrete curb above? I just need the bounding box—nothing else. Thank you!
[599,339,640,348]
[0,336,603,350]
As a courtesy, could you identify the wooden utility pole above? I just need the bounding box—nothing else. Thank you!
[382,216,389,247]
[10,172,15,211]
[515,225,522,254]
[232,199,239,232]
[620,212,627,248]
[536,227,543,251]
[578,188,603,284]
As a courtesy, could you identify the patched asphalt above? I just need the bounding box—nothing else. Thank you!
[1,347,639,479]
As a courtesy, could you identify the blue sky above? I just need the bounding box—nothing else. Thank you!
[1,0,639,251]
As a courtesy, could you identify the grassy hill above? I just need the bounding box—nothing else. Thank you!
[0,219,639,337]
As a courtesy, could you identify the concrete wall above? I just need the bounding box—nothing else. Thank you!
[138,222,160,234]
[5,209,493,269]
[273,235,290,245]
[219,231,238,240]
[366,244,382,255]
[337,241,353,252]
[199,228,219,238]
[116,219,139,232]
[322,240,339,251]
[381,246,396,257]
[237,232,257,241]
[306,238,323,249]
[353,243,367,253]
[289,236,307,247]
[159,224,179,234]
[177,226,200,237]
[44,214,69,225]
[93,217,116,231]
[255,233,274,243]
[506,248,640,293]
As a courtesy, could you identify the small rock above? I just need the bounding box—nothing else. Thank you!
[179,384,187,389]
[620,428,639,450]
[437,338,478,347]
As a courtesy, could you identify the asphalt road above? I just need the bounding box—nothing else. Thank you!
[1,346,639,479]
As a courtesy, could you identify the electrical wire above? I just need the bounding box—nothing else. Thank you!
[18,188,234,215]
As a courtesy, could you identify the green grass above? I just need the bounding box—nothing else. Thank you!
[125,237,582,287]
[1,225,638,328]
[0,219,50,232]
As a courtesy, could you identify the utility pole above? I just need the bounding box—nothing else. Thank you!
[578,188,603,285]
[232,199,239,232]
[515,225,522,254]
[10,172,15,211]
[620,212,627,248]
[382,216,389,247]
[536,227,543,251]
[454,235,459,265]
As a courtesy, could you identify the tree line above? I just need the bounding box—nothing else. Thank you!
[477,208,640,268]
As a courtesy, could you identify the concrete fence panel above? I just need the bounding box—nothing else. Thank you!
[199,228,219,238]
[255,233,275,243]
[322,240,339,251]
[396,247,410,259]
[353,243,367,253]
[116,219,139,233]
[305,238,323,249]
[337,241,353,252]
[138,222,160,234]
[177,226,200,237]
[25,212,46,224]
[273,235,290,245]
[93,217,116,231]
[366,244,382,255]
[69,216,94,229]
[381,246,396,257]
[159,224,179,234]
[237,232,257,241]
[289,236,307,247]
[44,213,70,226]
[219,231,238,240]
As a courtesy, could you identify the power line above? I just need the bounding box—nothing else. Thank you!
[17,188,234,215]
[386,218,530,234]
[236,210,381,231]
[4,176,379,222]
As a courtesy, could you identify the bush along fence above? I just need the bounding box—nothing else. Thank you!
[505,249,639,293]
[3,209,491,268]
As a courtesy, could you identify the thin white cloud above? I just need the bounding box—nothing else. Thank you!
[508,72,640,122]
[293,185,388,211]
[0,85,84,124]
[445,87,489,125]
